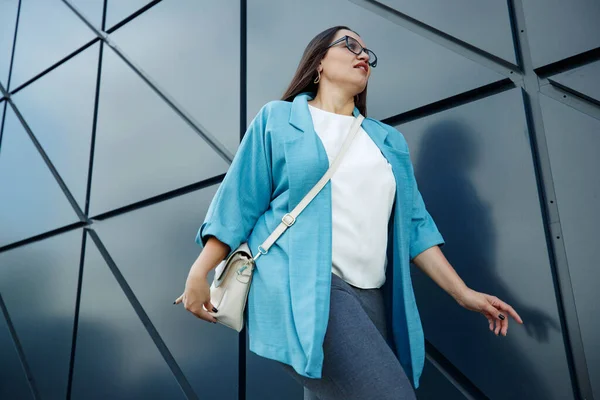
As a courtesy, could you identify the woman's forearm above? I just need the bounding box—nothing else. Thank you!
[188,236,230,279]
[412,246,469,301]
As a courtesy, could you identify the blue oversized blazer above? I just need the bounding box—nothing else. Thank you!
[197,92,444,388]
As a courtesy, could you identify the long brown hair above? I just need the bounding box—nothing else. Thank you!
[281,26,368,116]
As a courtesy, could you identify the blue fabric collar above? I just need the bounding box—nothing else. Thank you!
[289,92,361,132]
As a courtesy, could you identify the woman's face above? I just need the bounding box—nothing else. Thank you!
[318,29,372,92]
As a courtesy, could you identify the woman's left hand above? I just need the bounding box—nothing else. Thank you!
[456,288,524,336]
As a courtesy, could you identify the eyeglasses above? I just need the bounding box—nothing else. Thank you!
[327,35,378,68]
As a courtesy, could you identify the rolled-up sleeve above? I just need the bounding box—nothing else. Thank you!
[409,180,445,260]
[195,104,273,255]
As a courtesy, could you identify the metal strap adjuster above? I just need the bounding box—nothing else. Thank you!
[282,213,296,227]
[253,245,268,262]
[257,245,268,255]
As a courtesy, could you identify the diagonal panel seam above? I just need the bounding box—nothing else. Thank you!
[0,100,7,152]
[105,0,164,34]
[425,340,489,400]
[0,82,87,223]
[545,79,600,113]
[101,0,107,31]
[0,222,87,255]
[90,173,225,221]
[382,78,515,126]
[0,292,41,399]
[538,84,600,123]
[65,229,87,400]
[0,174,225,256]
[0,0,21,149]
[85,229,199,399]
[83,37,105,217]
[5,0,22,92]
[8,38,101,97]
[535,47,600,79]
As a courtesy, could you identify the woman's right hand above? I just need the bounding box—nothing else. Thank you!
[174,274,218,324]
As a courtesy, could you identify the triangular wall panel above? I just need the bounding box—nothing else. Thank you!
[522,0,600,68]
[92,184,238,399]
[10,0,97,88]
[109,0,241,154]
[0,107,79,247]
[0,229,82,399]
[378,0,517,64]
[549,61,600,104]
[70,234,186,399]
[12,43,99,211]
[89,46,228,216]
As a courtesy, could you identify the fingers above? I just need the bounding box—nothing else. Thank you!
[173,294,218,324]
[499,302,523,324]
[490,298,523,336]
[484,303,503,322]
[486,314,494,332]
[494,317,500,336]
[498,319,508,336]
[483,311,505,336]
[193,308,218,324]
[492,306,508,336]
[174,294,183,305]
[486,304,513,336]
[186,303,218,323]
[203,301,219,314]
[482,303,508,336]
[487,295,524,324]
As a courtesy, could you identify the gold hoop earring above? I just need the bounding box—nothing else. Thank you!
[314,70,321,84]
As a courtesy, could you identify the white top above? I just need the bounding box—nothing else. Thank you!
[308,105,396,289]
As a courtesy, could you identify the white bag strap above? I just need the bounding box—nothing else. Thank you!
[253,114,365,261]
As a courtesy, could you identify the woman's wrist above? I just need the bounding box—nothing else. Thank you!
[450,283,470,303]
[186,236,230,282]
[188,262,210,280]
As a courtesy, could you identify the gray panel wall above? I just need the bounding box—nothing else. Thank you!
[399,89,571,399]
[0,1,598,399]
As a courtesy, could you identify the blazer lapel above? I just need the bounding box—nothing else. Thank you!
[361,118,414,221]
[286,93,330,208]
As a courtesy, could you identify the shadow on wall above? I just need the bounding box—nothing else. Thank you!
[413,120,561,399]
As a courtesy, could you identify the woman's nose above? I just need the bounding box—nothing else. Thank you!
[357,51,370,64]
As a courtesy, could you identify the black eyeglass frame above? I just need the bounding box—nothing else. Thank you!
[326,35,378,68]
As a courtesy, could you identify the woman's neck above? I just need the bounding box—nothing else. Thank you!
[308,87,355,116]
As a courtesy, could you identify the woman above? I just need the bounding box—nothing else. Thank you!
[175,26,523,399]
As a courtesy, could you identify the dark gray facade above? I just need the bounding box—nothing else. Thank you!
[0,1,598,399]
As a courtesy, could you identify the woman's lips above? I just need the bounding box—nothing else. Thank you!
[354,62,369,73]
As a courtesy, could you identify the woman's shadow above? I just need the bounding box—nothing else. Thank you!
[411,119,562,399]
